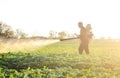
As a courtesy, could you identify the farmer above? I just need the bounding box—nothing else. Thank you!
[78,22,93,54]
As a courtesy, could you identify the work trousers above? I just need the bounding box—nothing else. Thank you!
[79,41,89,54]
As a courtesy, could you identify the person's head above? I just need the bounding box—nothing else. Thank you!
[78,22,83,28]
[86,24,92,30]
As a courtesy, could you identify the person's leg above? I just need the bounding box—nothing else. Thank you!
[85,44,89,54]
[79,43,84,55]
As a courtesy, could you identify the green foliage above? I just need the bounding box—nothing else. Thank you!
[1,39,120,77]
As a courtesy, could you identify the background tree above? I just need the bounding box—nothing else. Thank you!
[48,31,56,39]
[15,29,27,39]
[58,31,67,39]
[5,27,14,38]
[0,22,14,38]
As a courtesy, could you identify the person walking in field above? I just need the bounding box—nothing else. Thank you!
[78,22,93,55]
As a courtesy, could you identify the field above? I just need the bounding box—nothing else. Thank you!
[0,39,120,78]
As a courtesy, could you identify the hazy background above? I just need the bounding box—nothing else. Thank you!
[0,0,120,39]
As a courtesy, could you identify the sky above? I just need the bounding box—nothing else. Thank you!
[0,0,120,38]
